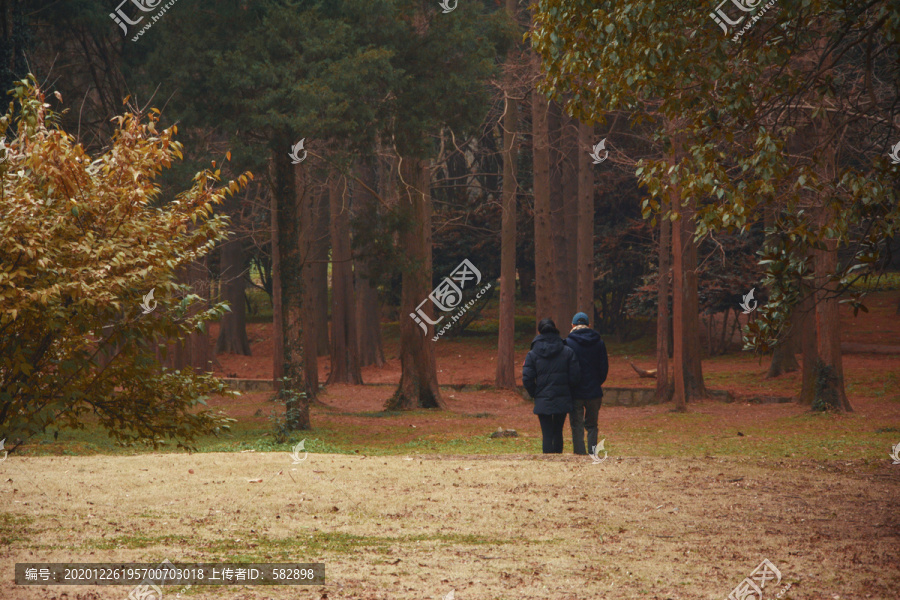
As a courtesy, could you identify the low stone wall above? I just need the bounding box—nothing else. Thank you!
[222,378,667,407]
[601,387,657,407]
[221,378,276,393]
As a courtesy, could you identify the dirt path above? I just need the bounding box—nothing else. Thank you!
[2,453,898,599]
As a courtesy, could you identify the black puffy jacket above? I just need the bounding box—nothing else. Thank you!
[522,333,581,415]
[564,327,609,400]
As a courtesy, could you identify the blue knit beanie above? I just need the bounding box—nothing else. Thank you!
[572,312,589,326]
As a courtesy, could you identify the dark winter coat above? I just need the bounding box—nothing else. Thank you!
[522,333,581,415]
[564,327,609,400]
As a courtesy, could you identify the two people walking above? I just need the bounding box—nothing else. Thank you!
[522,312,609,455]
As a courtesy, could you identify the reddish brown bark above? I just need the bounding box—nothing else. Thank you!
[353,159,385,369]
[681,197,708,400]
[387,157,443,410]
[813,237,852,411]
[798,285,817,405]
[355,269,385,368]
[312,188,330,356]
[656,198,673,403]
[216,231,251,356]
[271,175,284,391]
[576,121,594,316]
[273,146,309,429]
[327,175,362,385]
[671,194,687,412]
[767,315,800,378]
[560,111,579,323]
[548,101,569,329]
[531,90,555,330]
[495,57,519,389]
[298,176,319,399]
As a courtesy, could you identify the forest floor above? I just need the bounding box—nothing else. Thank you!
[3,292,899,598]
[212,291,900,404]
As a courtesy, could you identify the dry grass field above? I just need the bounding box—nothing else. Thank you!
[2,448,898,599]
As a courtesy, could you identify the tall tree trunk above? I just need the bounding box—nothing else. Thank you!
[355,267,385,368]
[273,145,309,429]
[656,197,673,402]
[496,38,519,388]
[671,193,687,412]
[216,231,251,356]
[798,282,818,405]
[327,175,363,385]
[299,175,320,399]
[387,157,443,410]
[668,126,689,412]
[312,188,330,356]
[576,121,594,316]
[762,205,797,377]
[766,313,800,378]
[560,111,579,324]
[532,90,555,330]
[548,100,569,329]
[189,260,212,371]
[271,180,284,391]
[812,236,852,411]
[353,158,385,368]
[681,197,708,399]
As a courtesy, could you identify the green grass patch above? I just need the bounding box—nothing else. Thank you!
[0,513,35,545]
[199,531,519,562]
[82,534,190,551]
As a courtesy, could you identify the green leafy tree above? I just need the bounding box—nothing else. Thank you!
[0,79,250,450]
[531,0,900,410]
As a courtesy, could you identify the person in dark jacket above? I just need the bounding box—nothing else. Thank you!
[522,318,581,454]
[564,312,609,455]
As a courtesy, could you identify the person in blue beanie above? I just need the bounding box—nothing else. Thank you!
[564,311,609,455]
[522,318,581,454]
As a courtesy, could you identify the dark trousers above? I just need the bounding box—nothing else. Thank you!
[537,413,567,454]
[570,397,602,455]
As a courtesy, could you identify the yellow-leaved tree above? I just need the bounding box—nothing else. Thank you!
[0,77,252,451]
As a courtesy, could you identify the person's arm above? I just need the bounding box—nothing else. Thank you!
[568,348,581,390]
[597,339,609,385]
[522,352,537,398]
